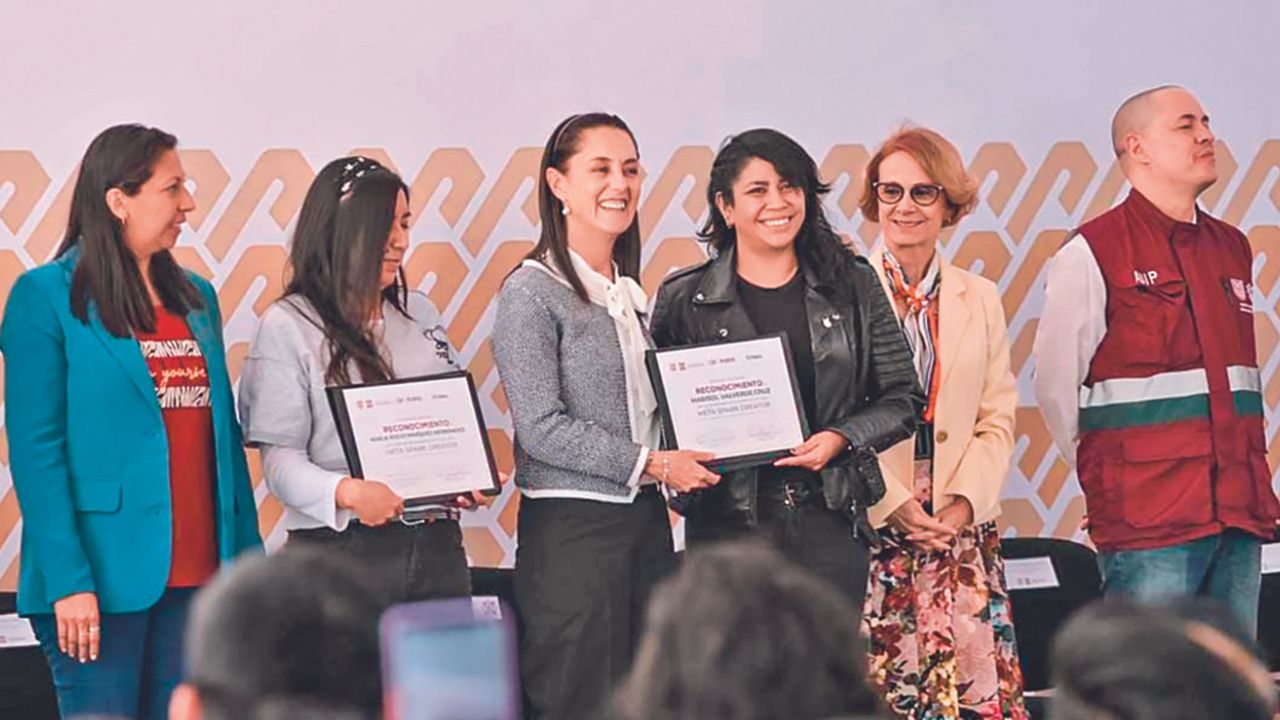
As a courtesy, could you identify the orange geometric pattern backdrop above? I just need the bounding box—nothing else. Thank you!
[1,138,1278,587]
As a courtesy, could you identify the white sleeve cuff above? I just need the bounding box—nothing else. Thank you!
[327,473,353,532]
[627,447,652,488]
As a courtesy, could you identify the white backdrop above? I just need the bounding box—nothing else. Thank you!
[1,0,1278,576]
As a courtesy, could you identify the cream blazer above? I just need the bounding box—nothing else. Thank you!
[867,248,1018,528]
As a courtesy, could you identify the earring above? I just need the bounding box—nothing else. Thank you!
[561,203,570,216]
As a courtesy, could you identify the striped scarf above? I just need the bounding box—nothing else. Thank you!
[883,250,942,422]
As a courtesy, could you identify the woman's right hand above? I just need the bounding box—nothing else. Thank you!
[336,478,404,526]
[886,499,957,552]
[53,592,100,663]
[647,450,720,493]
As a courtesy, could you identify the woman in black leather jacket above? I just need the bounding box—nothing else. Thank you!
[649,128,921,612]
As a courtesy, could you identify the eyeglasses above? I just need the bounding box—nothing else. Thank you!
[872,181,945,207]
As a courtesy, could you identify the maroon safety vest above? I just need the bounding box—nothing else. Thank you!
[1075,190,1279,551]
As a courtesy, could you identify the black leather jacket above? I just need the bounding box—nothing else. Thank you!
[649,245,922,532]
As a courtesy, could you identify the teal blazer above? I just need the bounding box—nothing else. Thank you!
[1,249,262,615]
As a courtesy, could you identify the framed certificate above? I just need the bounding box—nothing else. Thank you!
[646,333,810,472]
[326,370,502,507]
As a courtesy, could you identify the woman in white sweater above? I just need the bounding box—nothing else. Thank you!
[239,156,490,602]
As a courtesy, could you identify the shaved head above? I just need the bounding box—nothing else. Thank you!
[1108,84,1218,215]
[1111,84,1184,157]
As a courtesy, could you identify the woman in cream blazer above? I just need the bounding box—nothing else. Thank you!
[860,127,1028,720]
[866,253,1016,532]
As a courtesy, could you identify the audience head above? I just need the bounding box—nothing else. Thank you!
[611,540,884,720]
[168,548,387,720]
[1050,599,1276,720]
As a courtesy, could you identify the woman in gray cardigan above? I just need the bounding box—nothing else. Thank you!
[492,113,717,720]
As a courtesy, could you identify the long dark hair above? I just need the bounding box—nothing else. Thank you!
[698,128,859,301]
[55,124,204,337]
[524,113,642,301]
[285,157,409,386]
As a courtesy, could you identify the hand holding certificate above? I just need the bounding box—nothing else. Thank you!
[646,333,810,472]
[327,370,502,509]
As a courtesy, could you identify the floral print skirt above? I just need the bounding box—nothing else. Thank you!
[863,460,1028,720]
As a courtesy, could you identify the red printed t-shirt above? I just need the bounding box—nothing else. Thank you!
[137,306,218,587]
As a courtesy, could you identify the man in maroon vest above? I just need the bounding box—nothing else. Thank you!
[1034,85,1280,635]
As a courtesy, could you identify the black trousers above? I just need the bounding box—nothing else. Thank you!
[514,486,676,720]
[685,480,871,626]
[287,519,472,604]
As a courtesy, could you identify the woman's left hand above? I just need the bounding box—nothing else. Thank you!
[773,430,849,472]
[453,471,510,510]
[934,496,974,533]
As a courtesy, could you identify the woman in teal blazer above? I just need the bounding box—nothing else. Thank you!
[0,124,261,720]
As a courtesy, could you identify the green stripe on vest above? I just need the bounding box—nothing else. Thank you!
[1079,394,1210,431]
[1233,390,1264,417]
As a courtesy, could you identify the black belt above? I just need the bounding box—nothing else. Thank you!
[399,506,462,525]
[288,509,459,543]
